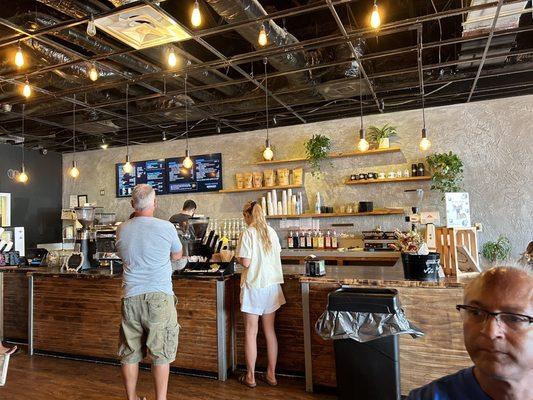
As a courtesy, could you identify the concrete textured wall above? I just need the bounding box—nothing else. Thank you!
[63,95,533,258]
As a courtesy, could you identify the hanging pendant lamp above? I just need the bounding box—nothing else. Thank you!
[123,84,134,173]
[262,57,274,161]
[69,95,80,178]
[357,75,369,152]
[183,73,194,169]
[18,104,29,183]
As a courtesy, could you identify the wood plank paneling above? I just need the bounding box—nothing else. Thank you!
[234,277,305,374]
[308,283,472,394]
[31,275,228,376]
[3,272,29,342]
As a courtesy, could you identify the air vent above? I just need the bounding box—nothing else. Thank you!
[75,120,120,134]
[95,5,191,50]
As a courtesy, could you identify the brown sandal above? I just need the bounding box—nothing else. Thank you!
[258,372,278,386]
[238,373,257,388]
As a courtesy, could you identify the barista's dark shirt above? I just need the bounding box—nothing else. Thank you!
[408,368,491,400]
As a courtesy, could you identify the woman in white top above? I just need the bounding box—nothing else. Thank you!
[237,201,285,388]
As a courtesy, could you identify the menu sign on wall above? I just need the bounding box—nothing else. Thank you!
[166,153,222,194]
[116,159,167,197]
[115,154,222,197]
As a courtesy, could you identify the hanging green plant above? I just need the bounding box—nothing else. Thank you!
[367,124,398,149]
[482,235,512,264]
[304,134,332,177]
[426,151,464,199]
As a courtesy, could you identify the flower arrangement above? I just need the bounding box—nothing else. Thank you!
[390,229,427,254]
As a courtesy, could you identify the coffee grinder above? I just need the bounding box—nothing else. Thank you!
[404,189,440,252]
[74,206,97,270]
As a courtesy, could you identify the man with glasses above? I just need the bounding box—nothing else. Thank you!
[408,265,532,399]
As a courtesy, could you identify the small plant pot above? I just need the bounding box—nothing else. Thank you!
[401,252,440,281]
[378,138,390,149]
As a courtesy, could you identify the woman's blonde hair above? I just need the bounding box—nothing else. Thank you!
[243,201,272,253]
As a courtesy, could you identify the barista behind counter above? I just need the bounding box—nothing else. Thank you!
[169,200,196,271]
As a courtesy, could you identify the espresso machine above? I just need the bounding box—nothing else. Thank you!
[74,206,97,270]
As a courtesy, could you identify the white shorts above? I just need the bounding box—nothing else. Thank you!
[240,283,286,315]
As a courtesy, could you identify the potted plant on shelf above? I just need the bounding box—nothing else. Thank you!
[368,123,398,149]
[305,134,332,177]
[426,151,464,199]
[482,235,512,266]
[391,229,441,281]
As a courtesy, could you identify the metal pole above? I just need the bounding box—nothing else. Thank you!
[216,279,228,381]
[301,282,313,392]
[28,275,34,356]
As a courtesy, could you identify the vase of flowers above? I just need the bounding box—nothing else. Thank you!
[391,230,440,281]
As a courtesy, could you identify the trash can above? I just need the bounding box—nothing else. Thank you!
[315,287,424,400]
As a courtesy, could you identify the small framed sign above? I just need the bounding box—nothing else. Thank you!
[77,195,88,207]
[445,192,471,228]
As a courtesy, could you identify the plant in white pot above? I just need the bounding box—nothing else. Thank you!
[390,230,441,281]
[368,124,398,149]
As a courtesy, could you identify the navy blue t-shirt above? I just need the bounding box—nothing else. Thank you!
[408,368,492,400]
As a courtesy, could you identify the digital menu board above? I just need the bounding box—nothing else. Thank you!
[166,153,222,194]
[116,159,167,197]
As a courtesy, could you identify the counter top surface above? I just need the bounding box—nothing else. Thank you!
[280,249,400,258]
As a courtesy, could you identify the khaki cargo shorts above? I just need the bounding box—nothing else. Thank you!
[118,292,179,365]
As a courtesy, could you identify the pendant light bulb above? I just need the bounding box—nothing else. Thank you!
[18,167,29,183]
[357,129,370,152]
[419,128,431,151]
[69,161,80,178]
[370,2,381,29]
[123,155,133,173]
[100,140,108,150]
[87,15,96,37]
[183,149,193,169]
[22,79,31,98]
[167,47,177,67]
[15,44,24,67]
[258,23,268,46]
[88,64,99,81]
[191,1,202,27]
[262,139,274,161]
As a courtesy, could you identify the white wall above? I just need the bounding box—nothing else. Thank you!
[63,94,533,258]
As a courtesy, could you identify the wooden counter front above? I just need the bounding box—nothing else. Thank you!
[2,271,30,342]
[30,273,232,378]
[306,281,472,395]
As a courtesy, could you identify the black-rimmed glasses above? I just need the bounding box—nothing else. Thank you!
[456,305,533,331]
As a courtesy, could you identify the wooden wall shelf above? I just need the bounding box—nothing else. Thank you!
[254,147,402,165]
[345,176,431,185]
[219,184,303,194]
[266,209,404,219]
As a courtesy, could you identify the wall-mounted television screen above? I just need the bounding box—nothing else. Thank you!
[116,159,167,197]
[166,153,222,194]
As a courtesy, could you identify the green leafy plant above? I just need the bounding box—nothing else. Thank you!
[305,134,332,177]
[368,124,398,142]
[426,152,464,199]
[482,235,512,264]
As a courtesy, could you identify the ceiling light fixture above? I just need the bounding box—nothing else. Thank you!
[262,57,274,161]
[357,75,369,152]
[123,84,134,174]
[370,0,381,29]
[69,95,80,178]
[162,131,167,141]
[191,0,202,27]
[87,14,97,37]
[15,42,24,67]
[167,47,177,67]
[18,104,29,183]
[100,138,109,149]
[22,77,31,98]
[216,123,221,134]
[258,23,268,46]
[88,63,99,81]
[418,30,431,152]
[183,73,194,169]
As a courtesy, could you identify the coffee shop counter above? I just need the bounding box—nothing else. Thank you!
[298,261,477,395]
[281,249,400,266]
[16,268,234,380]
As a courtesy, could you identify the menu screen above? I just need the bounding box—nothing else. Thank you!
[166,153,222,194]
[116,159,167,197]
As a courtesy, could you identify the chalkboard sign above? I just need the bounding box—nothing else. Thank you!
[116,159,167,197]
[166,153,222,194]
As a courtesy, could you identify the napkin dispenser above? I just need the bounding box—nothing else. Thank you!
[305,255,326,277]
